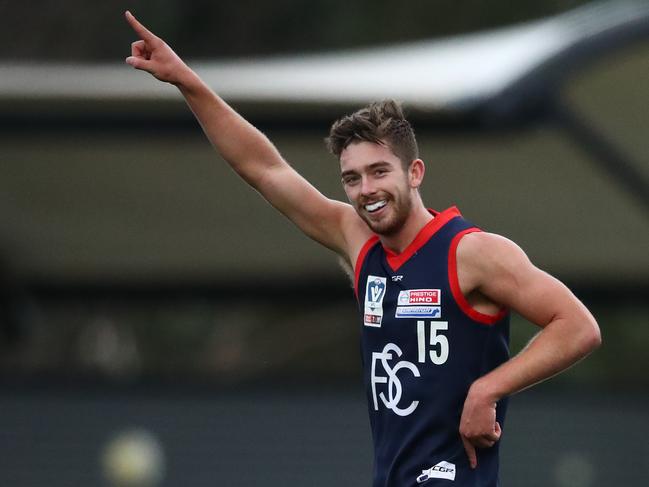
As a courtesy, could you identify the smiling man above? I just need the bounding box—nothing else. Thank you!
[124,11,601,487]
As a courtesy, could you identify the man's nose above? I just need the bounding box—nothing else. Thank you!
[360,176,376,196]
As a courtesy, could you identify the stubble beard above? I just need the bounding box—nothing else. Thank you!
[360,194,413,237]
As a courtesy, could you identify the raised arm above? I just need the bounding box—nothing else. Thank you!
[456,232,601,468]
[124,11,367,258]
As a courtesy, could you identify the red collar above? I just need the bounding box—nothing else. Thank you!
[382,206,461,271]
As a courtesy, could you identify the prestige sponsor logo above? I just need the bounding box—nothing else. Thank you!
[398,289,440,306]
[396,289,442,319]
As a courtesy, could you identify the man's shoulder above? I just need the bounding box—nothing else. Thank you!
[456,231,531,286]
[457,231,515,256]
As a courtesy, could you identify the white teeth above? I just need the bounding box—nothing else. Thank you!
[365,200,387,212]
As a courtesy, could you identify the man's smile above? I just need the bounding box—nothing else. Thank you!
[365,200,388,213]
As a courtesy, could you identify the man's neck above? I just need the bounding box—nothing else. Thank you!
[380,204,434,254]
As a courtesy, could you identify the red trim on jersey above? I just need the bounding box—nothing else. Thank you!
[354,236,380,299]
[448,228,508,325]
[384,206,462,272]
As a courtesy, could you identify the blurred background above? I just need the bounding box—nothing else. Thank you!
[0,0,648,486]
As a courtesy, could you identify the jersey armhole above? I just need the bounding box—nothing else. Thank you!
[354,236,380,300]
[448,228,508,325]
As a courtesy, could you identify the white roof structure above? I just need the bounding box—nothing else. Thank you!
[0,0,648,115]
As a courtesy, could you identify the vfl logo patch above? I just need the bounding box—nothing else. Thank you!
[364,275,387,327]
[416,461,456,483]
[395,306,441,318]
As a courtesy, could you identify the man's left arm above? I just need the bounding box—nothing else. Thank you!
[456,232,601,468]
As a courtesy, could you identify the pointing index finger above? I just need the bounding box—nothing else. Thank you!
[461,436,478,469]
[125,11,157,41]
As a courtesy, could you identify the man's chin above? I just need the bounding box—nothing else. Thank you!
[362,215,401,236]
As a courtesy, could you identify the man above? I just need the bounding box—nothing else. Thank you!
[124,11,601,486]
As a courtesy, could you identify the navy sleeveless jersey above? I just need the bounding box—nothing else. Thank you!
[354,207,510,487]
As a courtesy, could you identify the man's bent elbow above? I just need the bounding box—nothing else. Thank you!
[579,315,602,356]
[589,321,602,351]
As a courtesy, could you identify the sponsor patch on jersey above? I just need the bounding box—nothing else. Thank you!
[416,461,456,483]
[395,306,441,318]
[397,289,441,306]
[364,275,387,327]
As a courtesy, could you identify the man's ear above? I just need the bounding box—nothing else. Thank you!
[408,159,425,188]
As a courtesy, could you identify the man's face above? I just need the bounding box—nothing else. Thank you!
[340,141,413,236]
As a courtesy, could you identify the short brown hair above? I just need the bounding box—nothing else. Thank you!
[325,100,419,167]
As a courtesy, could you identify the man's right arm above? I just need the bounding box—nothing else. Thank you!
[124,11,368,259]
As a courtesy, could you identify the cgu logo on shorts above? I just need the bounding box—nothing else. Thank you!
[364,275,387,327]
[416,461,456,483]
[371,343,420,416]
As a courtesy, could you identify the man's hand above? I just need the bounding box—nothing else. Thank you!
[124,11,194,86]
[459,381,502,469]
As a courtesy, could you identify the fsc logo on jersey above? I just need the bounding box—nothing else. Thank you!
[371,342,420,416]
[364,275,387,327]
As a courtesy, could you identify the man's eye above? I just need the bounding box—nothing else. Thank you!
[343,176,359,185]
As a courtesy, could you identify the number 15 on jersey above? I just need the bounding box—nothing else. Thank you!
[417,321,449,365]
